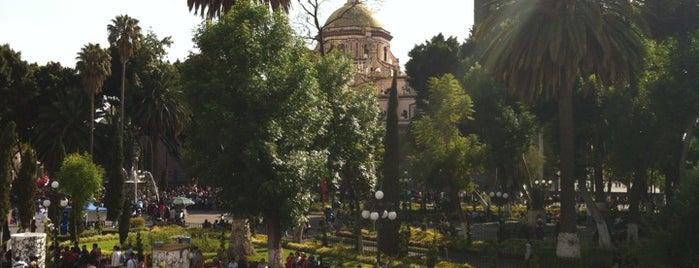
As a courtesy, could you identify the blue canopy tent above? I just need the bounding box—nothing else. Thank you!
[61,204,108,234]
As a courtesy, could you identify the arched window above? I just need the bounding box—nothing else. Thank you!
[383,47,388,62]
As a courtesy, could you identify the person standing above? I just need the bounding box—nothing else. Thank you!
[524,240,532,267]
[111,246,123,267]
[12,256,27,268]
[227,256,238,268]
[90,243,102,264]
[29,218,37,233]
[256,258,268,268]
[125,253,137,268]
[236,255,249,268]
[535,215,545,240]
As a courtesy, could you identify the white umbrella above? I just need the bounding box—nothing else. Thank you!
[171,196,195,206]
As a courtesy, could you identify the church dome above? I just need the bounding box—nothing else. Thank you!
[325,1,383,29]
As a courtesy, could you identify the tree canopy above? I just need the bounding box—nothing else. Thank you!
[181,2,330,266]
[58,153,103,243]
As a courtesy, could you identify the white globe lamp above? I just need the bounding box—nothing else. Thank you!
[374,190,384,200]
[362,210,371,219]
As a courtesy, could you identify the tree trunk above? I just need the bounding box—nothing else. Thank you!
[266,213,284,268]
[379,72,401,256]
[579,184,612,250]
[71,208,83,247]
[593,135,605,202]
[0,216,5,247]
[228,218,256,259]
[556,83,581,258]
[627,170,646,244]
[678,117,697,186]
[354,199,364,253]
[450,184,468,241]
[527,209,545,227]
[292,217,306,243]
[90,93,95,157]
[120,62,126,136]
[118,199,131,245]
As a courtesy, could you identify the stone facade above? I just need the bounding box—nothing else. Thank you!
[320,0,417,125]
[151,243,190,268]
[10,233,47,267]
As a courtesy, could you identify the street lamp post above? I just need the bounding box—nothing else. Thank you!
[533,180,553,190]
[44,181,68,268]
[489,191,509,242]
[361,190,397,268]
[489,191,509,217]
[532,179,553,206]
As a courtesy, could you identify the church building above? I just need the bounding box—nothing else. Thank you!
[319,0,417,125]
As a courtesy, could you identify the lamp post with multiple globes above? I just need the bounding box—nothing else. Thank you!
[489,191,509,242]
[361,190,397,267]
[43,180,69,267]
[489,191,509,217]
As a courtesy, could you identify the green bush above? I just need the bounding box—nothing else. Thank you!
[643,168,699,268]
[435,261,473,268]
[130,217,146,228]
[80,230,100,238]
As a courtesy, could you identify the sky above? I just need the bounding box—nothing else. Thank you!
[0,0,474,70]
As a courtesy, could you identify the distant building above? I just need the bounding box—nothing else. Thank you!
[319,0,417,126]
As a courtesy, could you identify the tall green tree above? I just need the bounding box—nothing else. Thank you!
[13,147,37,232]
[131,47,190,186]
[638,0,699,200]
[0,45,38,141]
[181,3,329,266]
[0,122,16,244]
[58,153,103,245]
[476,0,645,257]
[645,165,699,267]
[32,85,89,175]
[411,74,485,242]
[312,52,382,251]
[405,34,467,113]
[462,63,536,199]
[379,73,401,257]
[187,0,291,17]
[76,43,112,157]
[106,14,141,227]
[108,14,141,135]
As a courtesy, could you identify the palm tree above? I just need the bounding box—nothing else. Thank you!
[33,86,90,175]
[108,14,142,134]
[476,0,645,258]
[76,43,112,157]
[132,63,190,187]
[187,0,291,17]
[107,14,141,231]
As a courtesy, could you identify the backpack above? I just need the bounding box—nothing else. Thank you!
[120,254,127,264]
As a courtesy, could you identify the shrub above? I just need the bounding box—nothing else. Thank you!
[285,241,320,253]
[130,217,146,228]
[435,261,473,268]
[80,230,100,238]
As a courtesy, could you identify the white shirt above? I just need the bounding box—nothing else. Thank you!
[228,261,238,268]
[126,258,137,268]
[525,242,532,260]
[111,250,123,266]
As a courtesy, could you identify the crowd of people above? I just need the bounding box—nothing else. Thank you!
[160,185,220,211]
[285,252,320,268]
